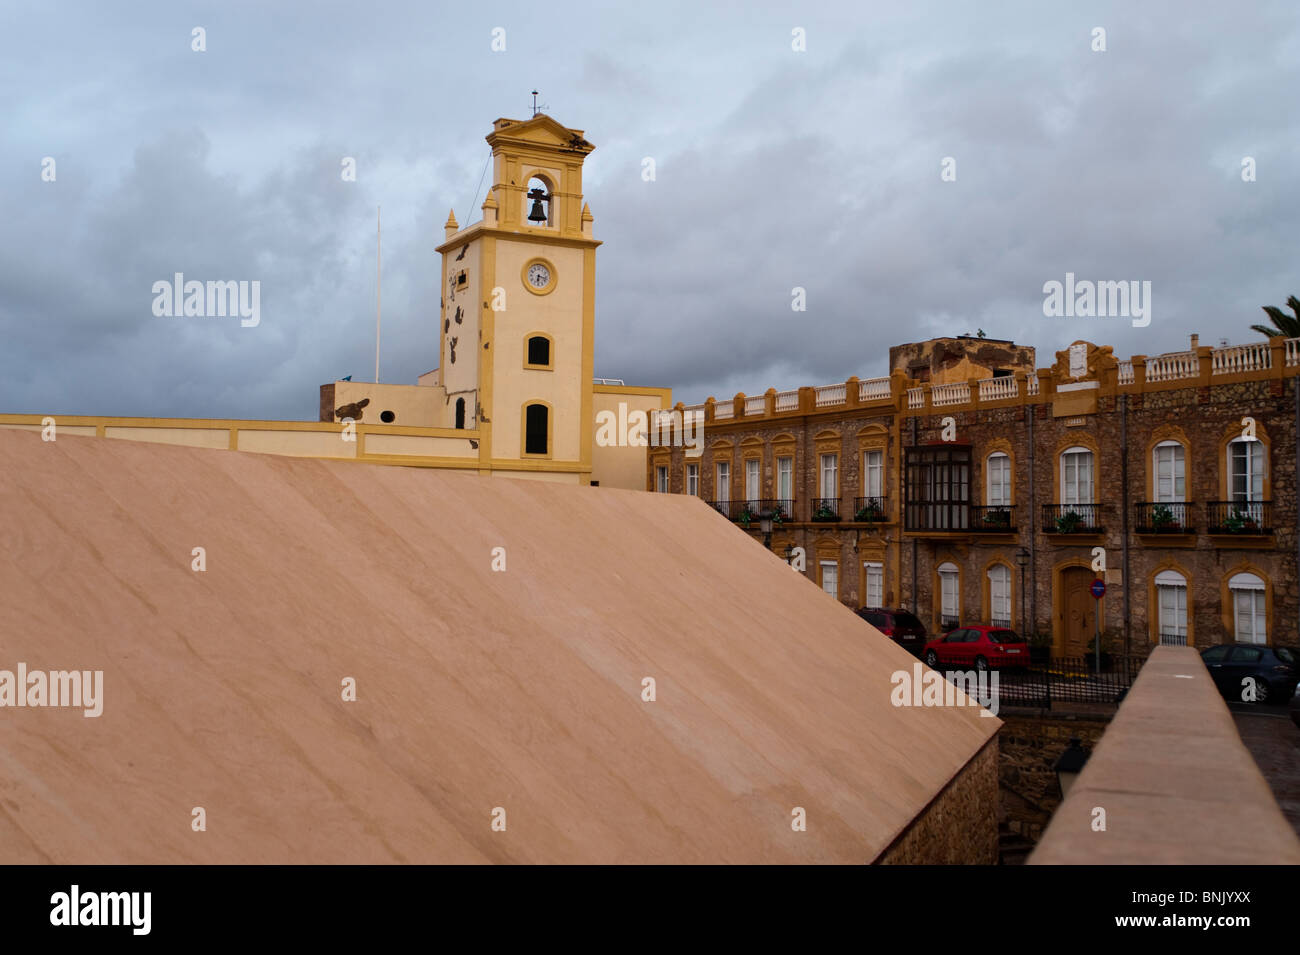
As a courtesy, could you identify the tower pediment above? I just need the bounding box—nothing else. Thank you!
[488,114,593,154]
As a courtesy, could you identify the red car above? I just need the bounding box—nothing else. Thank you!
[923,625,1030,671]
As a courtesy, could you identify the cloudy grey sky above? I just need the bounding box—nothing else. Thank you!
[2,0,1297,418]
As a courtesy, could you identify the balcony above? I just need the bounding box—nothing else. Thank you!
[1134,501,1194,534]
[759,498,795,523]
[707,499,738,520]
[904,502,970,533]
[852,496,888,523]
[1042,503,1103,535]
[970,505,1015,533]
[811,497,841,522]
[1205,500,1272,535]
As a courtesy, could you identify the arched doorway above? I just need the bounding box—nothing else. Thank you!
[1056,565,1095,657]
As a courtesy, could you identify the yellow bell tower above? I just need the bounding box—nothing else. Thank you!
[435,114,600,482]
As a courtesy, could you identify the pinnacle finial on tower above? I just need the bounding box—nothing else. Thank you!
[444,208,459,238]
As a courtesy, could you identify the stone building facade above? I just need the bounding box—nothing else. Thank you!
[649,334,1300,655]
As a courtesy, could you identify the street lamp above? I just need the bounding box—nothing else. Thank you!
[758,508,775,550]
[1015,547,1030,635]
[1053,737,1090,799]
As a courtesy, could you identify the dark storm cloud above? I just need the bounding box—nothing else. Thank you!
[1,0,1296,416]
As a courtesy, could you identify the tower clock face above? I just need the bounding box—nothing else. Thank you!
[526,263,551,289]
[521,258,556,295]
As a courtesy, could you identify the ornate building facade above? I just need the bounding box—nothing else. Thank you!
[649,334,1300,655]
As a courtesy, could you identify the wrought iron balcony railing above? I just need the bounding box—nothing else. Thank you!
[970,505,1015,532]
[852,496,887,522]
[760,498,795,523]
[811,497,841,522]
[1042,503,1103,534]
[1205,500,1272,534]
[707,499,738,520]
[1134,501,1194,534]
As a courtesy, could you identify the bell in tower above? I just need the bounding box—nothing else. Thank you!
[526,185,549,224]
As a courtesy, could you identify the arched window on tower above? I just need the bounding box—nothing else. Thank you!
[526,335,552,369]
[455,397,466,430]
[525,177,551,227]
[524,403,549,455]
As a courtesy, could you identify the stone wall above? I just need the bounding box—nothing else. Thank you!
[877,736,999,864]
[997,710,1110,847]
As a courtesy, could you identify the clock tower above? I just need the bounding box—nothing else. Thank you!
[434,113,600,480]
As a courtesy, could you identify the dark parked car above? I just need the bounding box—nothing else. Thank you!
[1200,643,1297,705]
[1290,684,1300,729]
[856,607,927,657]
[923,625,1030,671]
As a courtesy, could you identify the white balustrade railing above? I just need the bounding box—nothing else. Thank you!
[931,382,971,407]
[714,400,733,419]
[1287,338,1300,367]
[978,376,1017,401]
[815,383,846,407]
[1212,342,1271,375]
[859,377,891,401]
[1145,351,1198,383]
[744,395,765,415]
[775,389,799,412]
[1117,360,1134,385]
[1027,375,1039,396]
[907,387,924,409]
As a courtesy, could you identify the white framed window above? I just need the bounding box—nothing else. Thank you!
[1154,569,1188,645]
[655,466,668,493]
[864,562,883,608]
[1153,441,1185,502]
[686,463,698,497]
[819,453,838,499]
[745,458,761,504]
[986,452,1011,506]
[1061,447,1094,505]
[1228,439,1264,502]
[863,449,884,499]
[776,456,793,504]
[938,560,960,624]
[820,560,838,598]
[988,564,1011,627]
[715,461,730,504]
[1229,572,1267,644]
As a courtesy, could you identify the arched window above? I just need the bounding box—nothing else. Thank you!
[524,403,548,455]
[1154,570,1188,645]
[1060,447,1094,504]
[525,176,552,226]
[1228,572,1267,644]
[526,335,551,368]
[986,452,1011,506]
[1153,441,1185,502]
[987,564,1011,627]
[454,397,466,430]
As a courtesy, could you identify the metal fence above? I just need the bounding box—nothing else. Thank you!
[988,653,1145,709]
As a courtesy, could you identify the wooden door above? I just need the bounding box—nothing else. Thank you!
[1060,567,1094,657]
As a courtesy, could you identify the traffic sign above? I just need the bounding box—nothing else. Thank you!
[1090,578,1106,599]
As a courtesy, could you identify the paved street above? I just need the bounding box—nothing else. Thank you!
[1231,701,1300,840]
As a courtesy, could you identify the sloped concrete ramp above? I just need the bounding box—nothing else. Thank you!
[0,430,996,863]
